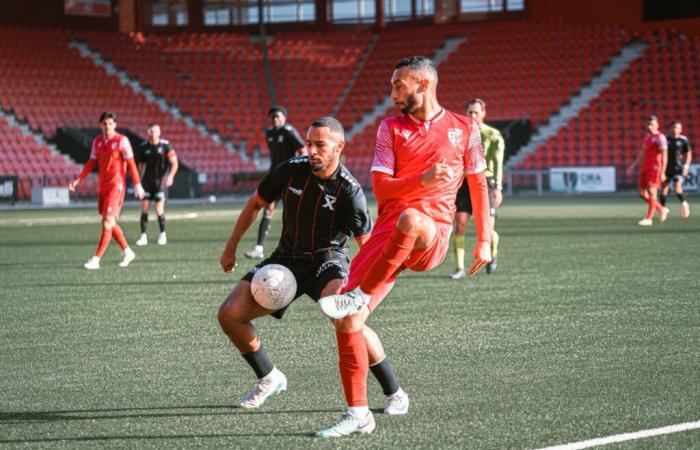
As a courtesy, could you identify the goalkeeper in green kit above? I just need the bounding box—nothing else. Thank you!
[451,98,505,278]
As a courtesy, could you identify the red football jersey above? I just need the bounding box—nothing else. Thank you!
[371,109,486,227]
[641,132,667,172]
[89,133,134,192]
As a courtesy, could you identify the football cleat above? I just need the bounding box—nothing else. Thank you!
[318,289,370,319]
[486,255,497,274]
[660,207,670,222]
[245,245,264,259]
[315,411,375,438]
[384,388,409,415]
[681,201,690,219]
[450,269,466,280]
[119,248,136,267]
[236,368,287,409]
[158,232,167,245]
[84,256,100,270]
[135,233,148,246]
[637,218,653,226]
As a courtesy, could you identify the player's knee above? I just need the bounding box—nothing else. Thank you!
[217,296,245,333]
[396,208,425,233]
[332,311,366,333]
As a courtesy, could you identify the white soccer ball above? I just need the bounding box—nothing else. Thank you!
[250,264,297,310]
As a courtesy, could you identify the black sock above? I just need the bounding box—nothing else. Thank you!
[370,357,400,396]
[241,346,274,379]
[157,214,166,233]
[256,216,271,247]
[676,193,685,203]
[659,193,667,207]
[140,212,148,233]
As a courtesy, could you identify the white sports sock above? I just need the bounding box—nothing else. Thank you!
[347,406,369,418]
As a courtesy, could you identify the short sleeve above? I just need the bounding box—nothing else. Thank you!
[257,160,291,203]
[371,120,395,175]
[120,136,134,159]
[89,138,98,160]
[285,126,306,152]
[346,186,372,237]
[464,119,486,175]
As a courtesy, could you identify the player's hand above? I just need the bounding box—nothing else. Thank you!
[421,158,454,187]
[661,173,667,183]
[468,240,491,277]
[134,183,145,199]
[68,179,79,192]
[493,188,503,208]
[165,176,174,188]
[682,167,689,177]
[220,250,238,273]
[625,166,634,176]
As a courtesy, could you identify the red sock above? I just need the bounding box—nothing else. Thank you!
[336,331,368,407]
[645,198,663,219]
[111,224,128,250]
[95,226,112,257]
[360,228,417,294]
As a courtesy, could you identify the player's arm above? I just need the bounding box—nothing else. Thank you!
[121,137,145,199]
[467,171,492,276]
[220,192,269,272]
[165,150,179,187]
[347,186,373,249]
[682,140,692,177]
[288,126,307,156]
[492,133,505,207]
[659,136,668,181]
[627,146,645,174]
[69,158,96,191]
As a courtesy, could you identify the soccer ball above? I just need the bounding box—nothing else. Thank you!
[250,264,297,310]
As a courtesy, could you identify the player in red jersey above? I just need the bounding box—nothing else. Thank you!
[69,112,145,269]
[315,56,492,438]
[627,116,668,226]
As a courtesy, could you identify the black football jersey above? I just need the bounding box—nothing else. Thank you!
[265,124,305,168]
[138,139,174,186]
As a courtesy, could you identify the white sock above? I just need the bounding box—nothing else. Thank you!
[347,406,369,418]
[353,287,370,302]
[261,367,279,381]
[254,245,263,252]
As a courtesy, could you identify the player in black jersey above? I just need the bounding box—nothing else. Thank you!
[245,106,306,259]
[217,117,408,415]
[135,124,179,246]
[660,121,692,218]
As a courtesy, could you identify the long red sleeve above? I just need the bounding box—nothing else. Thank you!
[126,158,141,185]
[467,171,492,243]
[372,171,422,202]
[77,159,96,182]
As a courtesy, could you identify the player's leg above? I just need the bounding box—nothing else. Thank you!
[486,183,499,274]
[452,212,470,279]
[154,195,167,245]
[659,180,670,207]
[246,202,276,259]
[84,211,114,269]
[136,199,150,246]
[674,178,690,218]
[218,280,287,408]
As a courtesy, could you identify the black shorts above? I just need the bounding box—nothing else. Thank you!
[241,251,350,319]
[664,168,686,185]
[143,180,165,201]
[455,177,497,216]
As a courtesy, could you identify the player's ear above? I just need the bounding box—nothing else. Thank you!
[336,140,345,153]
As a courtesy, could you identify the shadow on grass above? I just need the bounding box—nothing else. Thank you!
[4,280,232,288]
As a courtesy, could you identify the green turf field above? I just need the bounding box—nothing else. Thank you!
[1,196,698,449]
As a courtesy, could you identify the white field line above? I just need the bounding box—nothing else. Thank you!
[0,210,241,227]
[537,420,700,450]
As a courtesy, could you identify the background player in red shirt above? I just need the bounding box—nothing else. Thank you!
[627,116,668,226]
[315,56,492,438]
[69,112,145,269]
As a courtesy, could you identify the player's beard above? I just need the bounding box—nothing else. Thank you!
[399,94,419,115]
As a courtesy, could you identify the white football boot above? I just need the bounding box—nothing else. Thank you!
[637,218,653,226]
[450,269,466,280]
[119,248,136,267]
[318,288,370,319]
[244,245,264,259]
[384,388,409,415]
[84,256,100,270]
[236,368,287,409]
[135,233,148,246]
[316,411,376,438]
[158,232,167,245]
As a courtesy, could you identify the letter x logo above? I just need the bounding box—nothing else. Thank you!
[322,194,337,210]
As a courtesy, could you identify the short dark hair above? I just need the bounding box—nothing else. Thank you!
[467,98,486,110]
[310,116,344,141]
[395,56,438,82]
[268,105,288,118]
[99,111,117,123]
[147,123,160,129]
[670,120,682,127]
[648,115,658,123]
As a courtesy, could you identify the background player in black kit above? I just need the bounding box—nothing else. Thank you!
[245,106,306,259]
[136,123,179,246]
[217,117,408,415]
[660,121,692,218]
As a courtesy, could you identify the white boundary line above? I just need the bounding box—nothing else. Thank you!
[0,210,240,227]
[537,420,700,450]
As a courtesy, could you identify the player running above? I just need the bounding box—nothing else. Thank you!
[451,98,504,278]
[627,116,669,226]
[244,106,306,260]
[69,112,145,269]
[315,56,492,438]
[135,123,179,246]
[659,121,692,218]
[217,117,408,416]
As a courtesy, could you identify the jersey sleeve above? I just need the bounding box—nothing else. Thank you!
[657,134,668,151]
[256,160,290,203]
[371,120,395,175]
[120,136,135,160]
[89,138,98,160]
[490,130,505,189]
[465,118,486,175]
[285,126,306,152]
[345,186,372,237]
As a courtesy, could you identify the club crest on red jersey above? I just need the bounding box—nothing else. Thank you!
[447,128,463,148]
[401,130,411,140]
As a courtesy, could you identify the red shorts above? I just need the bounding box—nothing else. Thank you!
[344,221,452,311]
[638,167,661,189]
[98,188,125,216]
